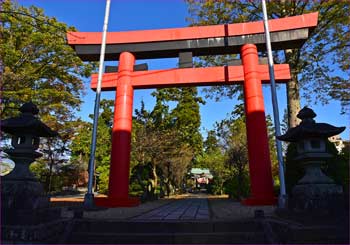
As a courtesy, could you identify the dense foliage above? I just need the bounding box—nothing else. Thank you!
[1,1,95,193]
[129,87,203,200]
[196,104,279,200]
[1,0,94,119]
[69,100,113,194]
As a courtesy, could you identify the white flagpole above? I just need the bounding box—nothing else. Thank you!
[84,0,111,208]
[261,0,287,209]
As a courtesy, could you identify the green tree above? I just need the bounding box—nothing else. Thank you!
[1,0,95,192]
[266,115,279,187]
[30,120,84,194]
[1,0,94,119]
[155,143,193,196]
[131,102,169,199]
[153,88,204,194]
[203,130,220,154]
[170,87,204,156]
[131,100,195,199]
[210,106,279,199]
[186,0,350,126]
[152,87,204,157]
[70,100,113,193]
[197,132,227,195]
[216,115,250,200]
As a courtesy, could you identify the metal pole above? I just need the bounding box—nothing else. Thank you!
[84,0,111,208]
[261,0,287,209]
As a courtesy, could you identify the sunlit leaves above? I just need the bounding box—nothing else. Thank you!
[1,0,95,122]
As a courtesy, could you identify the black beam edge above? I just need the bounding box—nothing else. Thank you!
[105,63,148,73]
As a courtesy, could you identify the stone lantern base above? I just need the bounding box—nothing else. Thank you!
[1,164,65,243]
[1,218,69,244]
[1,178,65,243]
[2,180,49,210]
[290,161,344,213]
[292,183,343,212]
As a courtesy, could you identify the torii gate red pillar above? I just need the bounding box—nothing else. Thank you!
[241,44,275,205]
[95,52,140,207]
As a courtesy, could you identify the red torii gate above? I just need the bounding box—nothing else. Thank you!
[68,12,318,207]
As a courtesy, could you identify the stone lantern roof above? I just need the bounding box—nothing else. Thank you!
[1,102,58,137]
[277,106,345,142]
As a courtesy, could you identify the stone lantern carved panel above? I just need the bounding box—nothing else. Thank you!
[11,134,40,150]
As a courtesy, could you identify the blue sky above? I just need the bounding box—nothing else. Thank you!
[17,0,349,140]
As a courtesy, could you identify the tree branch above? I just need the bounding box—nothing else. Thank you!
[1,10,81,38]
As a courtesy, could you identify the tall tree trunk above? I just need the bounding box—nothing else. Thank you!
[149,166,158,199]
[47,140,55,193]
[47,155,55,193]
[78,152,83,187]
[285,49,301,128]
[152,166,158,190]
[286,72,301,128]
[237,164,244,200]
[281,0,300,128]
[164,179,171,197]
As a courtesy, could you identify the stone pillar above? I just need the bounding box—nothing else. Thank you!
[241,44,276,205]
[95,52,140,207]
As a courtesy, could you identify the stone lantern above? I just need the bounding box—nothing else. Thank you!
[1,102,58,226]
[277,107,345,211]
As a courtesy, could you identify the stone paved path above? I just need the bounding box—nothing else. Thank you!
[58,193,275,221]
[209,198,275,221]
[132,198,209,221]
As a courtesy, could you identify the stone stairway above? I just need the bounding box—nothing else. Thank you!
[63,198,268,244]
[65,219,267,244]
[52,196,349,244]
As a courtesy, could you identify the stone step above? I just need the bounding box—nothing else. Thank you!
[71,219,262,234]
[269,220,349,244]
[66,231,267,244]
[65,219,266,244]
[286,227,349,244]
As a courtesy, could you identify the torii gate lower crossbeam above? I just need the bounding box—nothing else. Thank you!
[93,44,290,207]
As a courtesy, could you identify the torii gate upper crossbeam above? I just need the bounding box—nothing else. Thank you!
[67,13,318,60]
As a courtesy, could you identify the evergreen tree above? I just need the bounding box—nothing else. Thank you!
[203,130,220,154]
[70,100,113,193]
[152,87,205,157]
[170,87,204,156]
[197,131,227,194]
